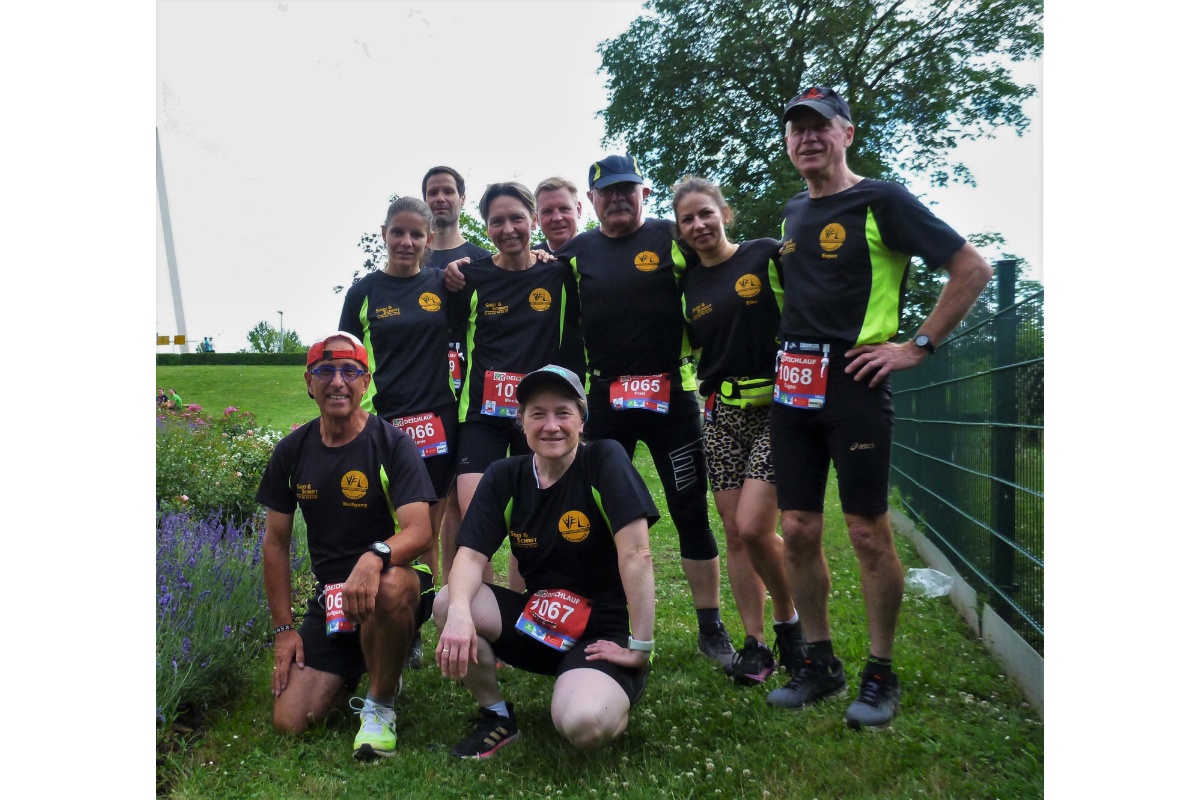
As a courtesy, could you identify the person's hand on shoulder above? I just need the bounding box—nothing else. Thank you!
[443,258,470,291]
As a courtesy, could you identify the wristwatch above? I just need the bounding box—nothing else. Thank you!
[628,636,655,653]
[913,333,936,355]
[368,541,392,569]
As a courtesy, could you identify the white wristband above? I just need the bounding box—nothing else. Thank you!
[628,636,655,653]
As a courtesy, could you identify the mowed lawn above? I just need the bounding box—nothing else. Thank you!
[155,364,1044,799]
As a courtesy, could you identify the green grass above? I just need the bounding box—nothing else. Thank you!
[156,365,316,432]
[157,368,1043,799]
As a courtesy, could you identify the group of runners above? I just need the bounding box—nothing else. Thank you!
[254,86,993,760]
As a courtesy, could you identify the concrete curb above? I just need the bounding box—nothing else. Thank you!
[890,507,1044,719]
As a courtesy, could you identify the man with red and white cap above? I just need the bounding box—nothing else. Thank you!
[256,332,437,759]
[766,87,992,728]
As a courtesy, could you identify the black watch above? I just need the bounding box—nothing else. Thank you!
[368,541,392,569]
[913,334,936,355]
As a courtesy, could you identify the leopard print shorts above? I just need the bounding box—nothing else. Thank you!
[703,399,773,491]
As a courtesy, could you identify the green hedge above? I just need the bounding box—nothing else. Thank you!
[156,353,307,367]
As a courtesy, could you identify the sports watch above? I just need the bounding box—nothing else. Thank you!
[628,636,655,653]
[368,541,392,569]
[914,334,936,355]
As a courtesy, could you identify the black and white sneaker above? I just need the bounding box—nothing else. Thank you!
[728,635,776,685]
[450,703,520,759]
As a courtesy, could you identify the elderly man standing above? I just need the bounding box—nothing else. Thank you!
[257,332,436,759]
[555,155,734,667]
[766,87,992,729]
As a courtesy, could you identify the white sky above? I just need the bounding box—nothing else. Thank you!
[156,0,1042,354]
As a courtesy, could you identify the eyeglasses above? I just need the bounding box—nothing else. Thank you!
[595,183,640,198]
[309,365,367,382]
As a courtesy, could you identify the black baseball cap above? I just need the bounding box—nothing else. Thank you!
[588,155,645,190]
[516,365,587,406]
[782,87,852,126]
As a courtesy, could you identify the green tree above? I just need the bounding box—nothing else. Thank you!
[598,0,1042,243]
[335,197,494,294]
[242,321,304,354]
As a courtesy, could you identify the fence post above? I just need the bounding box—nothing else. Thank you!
[990,260,1018,620]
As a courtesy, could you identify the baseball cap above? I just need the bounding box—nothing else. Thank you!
[306,332,368,369]
[588,155,645,190]
[516,365,587,405]
[782,87,852,126]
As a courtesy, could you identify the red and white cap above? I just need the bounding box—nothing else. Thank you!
[306,332,368,369]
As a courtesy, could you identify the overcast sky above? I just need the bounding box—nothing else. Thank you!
[156,0,1042,354]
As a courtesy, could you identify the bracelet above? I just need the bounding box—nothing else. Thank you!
[627,636,655,653]
[272,624,295,635]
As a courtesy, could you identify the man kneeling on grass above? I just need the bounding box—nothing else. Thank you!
[257,332,437,759]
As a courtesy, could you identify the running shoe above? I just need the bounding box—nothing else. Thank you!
[772,619,807,675]
[697,621,736,669]
[765,656,847,709]
[349,696,397,759]
[728,635,775,685]
[844,668,900,730]
[450,703,520,759]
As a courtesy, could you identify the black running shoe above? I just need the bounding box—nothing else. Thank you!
[772,619,807,675]
[844,668,900,730]
[450,703,520,759]
[728,635,776,685]
[697,621,735,669]
[765,656,847,709]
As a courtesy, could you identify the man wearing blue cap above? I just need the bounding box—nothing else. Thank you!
[555,155,734,669]
[766,87,992,729]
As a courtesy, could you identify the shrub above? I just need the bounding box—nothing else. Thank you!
[156,406,283,524]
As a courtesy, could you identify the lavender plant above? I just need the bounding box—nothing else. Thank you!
[155,511,308,735]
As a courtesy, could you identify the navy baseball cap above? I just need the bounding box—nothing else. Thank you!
[588,155,645,190]
[783,87,853,126]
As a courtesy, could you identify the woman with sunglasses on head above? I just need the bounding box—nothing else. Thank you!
[673,176,803,689]
[448,183,585,551]
[338,197,458,603]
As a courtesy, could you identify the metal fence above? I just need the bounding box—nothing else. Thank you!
[890,260,1044,654]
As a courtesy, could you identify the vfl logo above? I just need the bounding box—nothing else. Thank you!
[340,471,369,500]
[418,292,441,312]
[634,251,660,272]
[849,442,875,451]
[820,223,846,252]
[559,511,591,542]
[736,274,761,298]
[529,288,552,311]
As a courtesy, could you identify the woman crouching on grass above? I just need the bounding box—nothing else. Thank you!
[433,366,657,757]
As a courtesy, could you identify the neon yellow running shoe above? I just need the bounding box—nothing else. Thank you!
[350,696,397,759]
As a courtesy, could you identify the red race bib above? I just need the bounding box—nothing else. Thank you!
[324,583,356,636]
[609,374,670,414]
[515,589,593,651]
[391,411,448,458]
[482,370,524,418]
[773,350,829,409]
[448,349,463,392]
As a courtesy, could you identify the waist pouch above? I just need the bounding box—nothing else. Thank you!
[715,377,774,408]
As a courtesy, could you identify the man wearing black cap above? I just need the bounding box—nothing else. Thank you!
[555,155,734,669]
[766,87,992,729]
[257,332,437,759]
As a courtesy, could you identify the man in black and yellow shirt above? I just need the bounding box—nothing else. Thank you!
[766,88,992,729]
[257,333,437,760]
[556,155,733,668]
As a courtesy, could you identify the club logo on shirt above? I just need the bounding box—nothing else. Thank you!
[735,274,762,298]
[690,302,713,321]
[419,292,442,312]
[375,305,400,319]
[529,288,552,311]
[296,483,317,501]
[634,251,660,272]
[781,239,796,255]
[484,301,509,316]
[820,223,846,252]
[341,470,369,500]
[559,511,591,543]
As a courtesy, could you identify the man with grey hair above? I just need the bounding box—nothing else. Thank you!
[767,86,992,729]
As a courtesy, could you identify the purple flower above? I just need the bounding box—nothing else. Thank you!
[224,625,233,638]
[224,406,238,416]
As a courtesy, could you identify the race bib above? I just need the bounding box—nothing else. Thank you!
[324,582,356,636]
[515,589,593,651]
[704,392,716,424]
[392,411,448,458]
[448,349,463,392]
[774,350,829,409]
[482,370,524,418]
[610,374,670,414]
